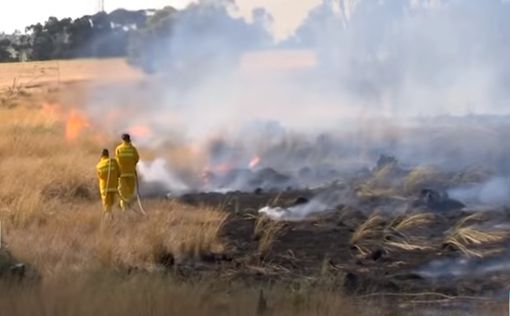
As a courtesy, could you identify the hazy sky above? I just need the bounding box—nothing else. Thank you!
[0,0,319,39]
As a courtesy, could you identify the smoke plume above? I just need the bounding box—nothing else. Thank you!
[80,0,510,194]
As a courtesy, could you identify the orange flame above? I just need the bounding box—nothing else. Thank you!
[65,110,91,141]
[129,125,152,138]
[249,155,261,169]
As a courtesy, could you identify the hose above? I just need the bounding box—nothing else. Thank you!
[103,158,112,203]
[135,170,147,216]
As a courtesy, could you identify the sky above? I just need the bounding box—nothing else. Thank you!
[0,0,319,39]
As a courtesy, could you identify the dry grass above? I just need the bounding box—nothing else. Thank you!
[391,213,436,232]
[0,271,372,316]
[360,164,450,198]
[444,227,508,258]
[4,201,227,275]
[402,165,445,194]
[383,241,432,251]
[350,213,386,245]
[359,164,402,197]
[351,210,509,258]
[0,106,97,227]
[444,214,508,258]
[0,59,143,91]
[255,216,286,259]
[453,212,487,229]
[383,213,437,252]
[450,227,507,246]
[351,212,437,255]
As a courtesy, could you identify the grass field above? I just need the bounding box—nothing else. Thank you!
[0,59,507,316]
[0,58,143,90]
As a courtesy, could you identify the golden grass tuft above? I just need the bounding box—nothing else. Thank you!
[350,213,385,245]
[359,164,402,197]
[392,213,436,232]
[351,212,437,255]
[402,165,445,193]
[383,241,432,251]
[254,216,286,259]
[444,213,508,258]
[382,213,437,252]
[453,212,487,229]
[367,164,397,186]
[455,227,506,245]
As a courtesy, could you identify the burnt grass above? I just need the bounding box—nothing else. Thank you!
[172,187,510,302]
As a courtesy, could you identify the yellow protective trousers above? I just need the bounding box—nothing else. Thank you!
[102,191,117,214]
[119,176,136,209]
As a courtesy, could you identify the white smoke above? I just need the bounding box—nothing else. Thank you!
[82,0,510,195]
[258,188,346,221]
[290,0,510,115]
[138,159,189,195]
[449,177,510,206]
[259,199,329,221]
[418,254,510,279]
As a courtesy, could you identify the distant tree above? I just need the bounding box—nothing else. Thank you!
[0,38,14,62]
[22,10,148,60]
[67,16,94,57]
[109,9,146,28]
[128,6,178,73]
[90,12,128,57]
[128,3,272,75]
[11,33,32,61]
[26,23,48,60]
[65,10,147,58]
[0,6,274,65]
[26,17,71,60]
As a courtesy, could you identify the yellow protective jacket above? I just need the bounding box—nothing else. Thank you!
[115,141,140,178]
[96,157,120,194]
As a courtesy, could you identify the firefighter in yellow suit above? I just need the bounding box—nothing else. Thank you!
[96,149,120,215]
[115,134,140,210]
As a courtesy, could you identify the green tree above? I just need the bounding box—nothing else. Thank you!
[128,6,178,73]
[0,38,14,62]
[23,11,147,60]
[26,17,71,60]
[10,33,32,61]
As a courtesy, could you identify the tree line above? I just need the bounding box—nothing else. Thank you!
[0,2,272,74]
[0,9,147,62]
